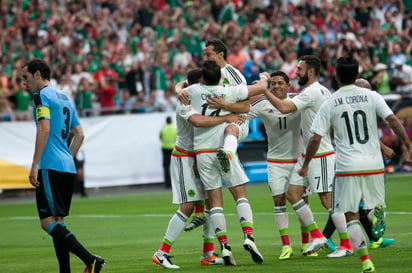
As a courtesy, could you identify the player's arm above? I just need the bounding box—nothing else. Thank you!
[386,114,412,164]
[264,88,297,114]
[207,97,250,113]
[30,118,50,188]
[298,133,322,177]
[188,113,245,128]
[207,74,269,113]
[69,125,85,157]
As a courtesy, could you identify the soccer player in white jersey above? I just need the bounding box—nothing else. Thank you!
[264,55,353,256]
[202,39,249,173]
[184,39,252,232]
[247,71,305,260]
[298,55,412,273]
[152,69,246,269]
[182,60,269,265]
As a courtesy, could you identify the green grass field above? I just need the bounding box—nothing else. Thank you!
[1,175,411,273]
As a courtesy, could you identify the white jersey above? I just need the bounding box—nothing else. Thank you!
[248,96,303,161]
[292,81,334,154]
[221,64,247,86]
[175,103,194,152]
[311,84,393,175]
[184,83,249,150]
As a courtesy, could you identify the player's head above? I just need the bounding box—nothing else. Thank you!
[296,55,321,86]
[187,68,202,85]
[336,55,358,86]
[201,61,221,85]
[203,39,227,65]
[355,78,372,90]
[269,71,290,100]
[21,58,51,92]
[166,116,172,124]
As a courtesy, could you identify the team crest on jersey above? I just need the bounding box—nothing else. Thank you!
[222,78,230,86]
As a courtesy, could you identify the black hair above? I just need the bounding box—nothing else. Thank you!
[270,71,290,84]
[300,55,321,76]
[187,68,202,85]
[336,55,358,85]
[201,61,221,85]
[23,58,51,80]
[205,39,228,60]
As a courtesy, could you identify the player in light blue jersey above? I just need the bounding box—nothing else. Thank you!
[23,59,104,273]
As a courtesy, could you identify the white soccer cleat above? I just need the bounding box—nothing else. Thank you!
[152,251,180,269]
[221,248,237,266]
[327,247,354,258]
[243,237,264,264]
[302,237,328,256]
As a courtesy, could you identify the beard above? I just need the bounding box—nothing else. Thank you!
[298,73,309,86]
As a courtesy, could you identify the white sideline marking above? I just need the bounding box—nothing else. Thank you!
[3,211,412,221]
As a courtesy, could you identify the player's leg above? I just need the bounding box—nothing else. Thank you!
[153,202,195,269]
[268,162,293,260]
[335,176,375,272]
[359,203,395,248]
[37,170,103,273]
[288,161,327,255]
[225,157,263,264]
[308,156,353,256]
[153,153,204,269]
[217,122,248,173]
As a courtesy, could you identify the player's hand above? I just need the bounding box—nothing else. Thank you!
[207,95,228,110]
[381,145,395,160]
[297,165,308,177]
[29,165,40,188]
[225,114,246,124]
[177,90,190,105]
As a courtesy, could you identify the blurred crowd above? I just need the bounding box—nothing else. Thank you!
[1,0,412,125]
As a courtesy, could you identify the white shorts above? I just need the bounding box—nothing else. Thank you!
[267,161,296,196]
[196,151,249,191]
[171,154,205,204]
[332,174,385,214]
[289,153,334,193]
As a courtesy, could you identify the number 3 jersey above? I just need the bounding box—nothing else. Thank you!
[311,85,393,175]
[32,85,80,173]
[184,83,248,151]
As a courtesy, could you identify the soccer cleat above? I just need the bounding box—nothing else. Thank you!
[322,238,337,253]
[302,237,327,256]
[362,259,376,273]
[372,205,386,238]
[327,247,354,258]
[221,247,237,266]
[152,252,180,269]
[83,255,105,273]
[279,245,293,260]
[243,236,264,264]
[184,216,205,231]
[217,149,231,173]
[301,244,318,257]
[370,237,395,249]
[200,254,224,265]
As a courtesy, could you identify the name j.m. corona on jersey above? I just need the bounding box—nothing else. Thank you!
[334,95,368,107]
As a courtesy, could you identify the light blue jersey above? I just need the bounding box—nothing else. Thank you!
[32,85,80,173]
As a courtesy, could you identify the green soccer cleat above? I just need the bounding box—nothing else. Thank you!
[370,237,395,248]
[279,245,293,260]
[362,259,376,273]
